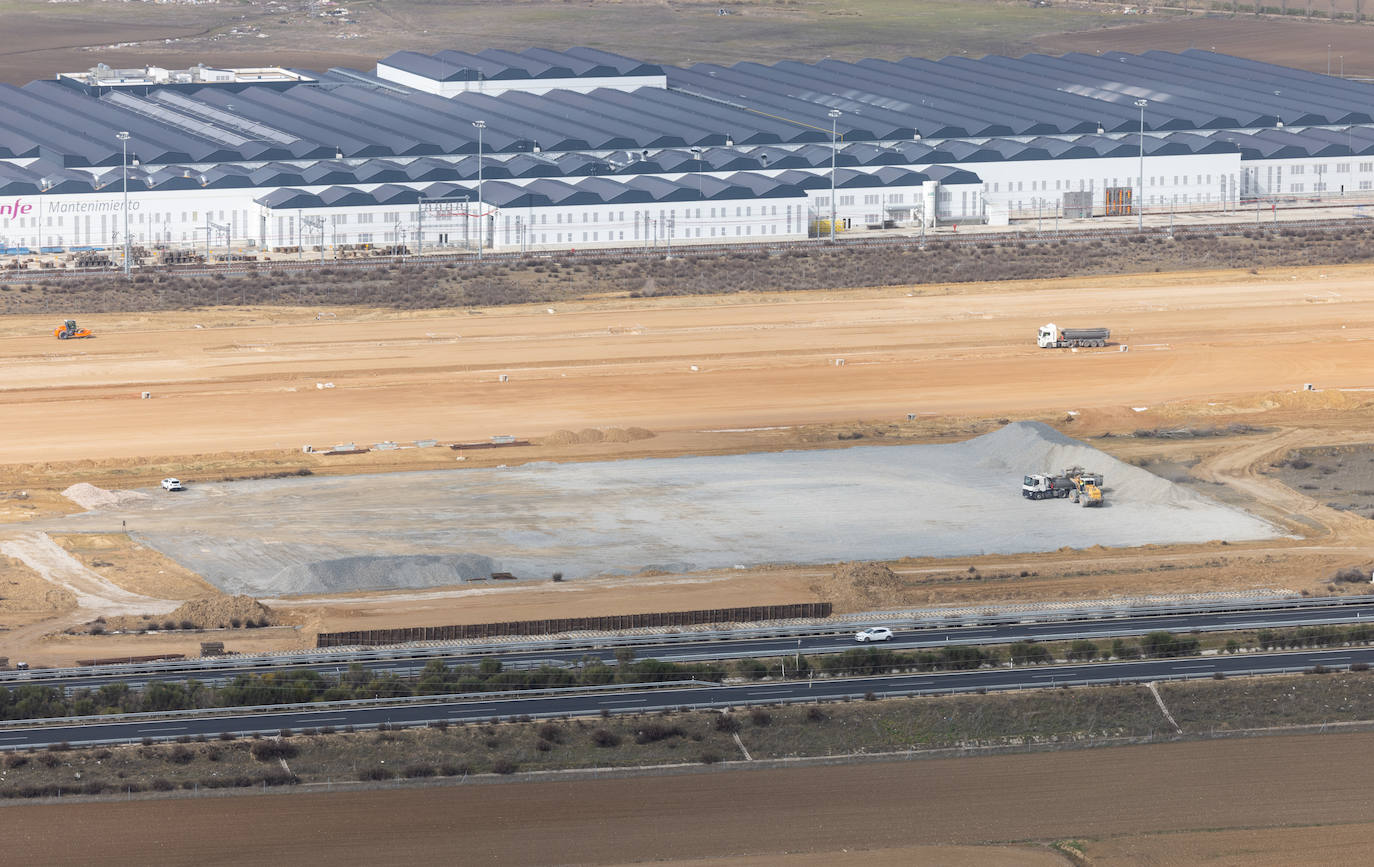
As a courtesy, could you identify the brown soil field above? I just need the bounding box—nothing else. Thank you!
[0,0,1118,85]
[1081,822,1374,865]
[5,262,1374,661]
[48,533,215,602]
[660,846,1069,866]
[7,733,1374,865]
[1037,18,1374,77]
[4,264,1374,465]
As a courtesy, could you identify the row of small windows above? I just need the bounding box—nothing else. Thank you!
[1290,182,1374,192]
[814,194,907,207]
[2,209,240,230]
[990,175,1223,194]
[505,226,791,244]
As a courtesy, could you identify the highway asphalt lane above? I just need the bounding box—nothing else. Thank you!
[10,602,1374,693]
[2,646,1371,749]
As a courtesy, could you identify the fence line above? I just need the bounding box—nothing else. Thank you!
[316,603,834,648]
[4,211,1372,284]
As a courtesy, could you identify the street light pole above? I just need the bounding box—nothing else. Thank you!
[691,146,703,238]
[473,120,486,258]
[1135,99,1147,232]
[828,109,841,241]
[116,131,130,278]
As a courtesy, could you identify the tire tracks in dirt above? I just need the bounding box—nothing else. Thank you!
[0,532,180,620]
[1192,427,1374,545]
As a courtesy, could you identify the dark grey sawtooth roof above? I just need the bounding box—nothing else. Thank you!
[4,48,1374,176]
[673,48,1374,138]
[254,171,819,211]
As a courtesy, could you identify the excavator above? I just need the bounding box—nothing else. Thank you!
[54,319,93,340]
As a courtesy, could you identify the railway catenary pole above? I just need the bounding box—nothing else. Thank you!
[116,131,131,278]
[828,109,841,241]
[300,216,325,263]
[206,221,230,303]
[473,120,486,259]
[1135,99,1147,233]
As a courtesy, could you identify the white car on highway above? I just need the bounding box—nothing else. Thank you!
[854,627,893,643]
[161,478,185,492]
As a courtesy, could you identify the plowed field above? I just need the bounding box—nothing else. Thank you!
[9,734,1374,865]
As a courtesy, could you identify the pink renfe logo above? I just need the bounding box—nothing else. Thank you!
[0,199,33,218]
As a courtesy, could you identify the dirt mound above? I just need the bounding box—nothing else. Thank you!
[602,427,657,443]
[102,595,278,632]
[542,430,582,445]
[61,483,152,510]
[577,428,606,444]
[814,561,909,610]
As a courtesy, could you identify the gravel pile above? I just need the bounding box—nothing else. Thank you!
[61,483,152,510]
[958,421,1203,507]
[266,553,499,596]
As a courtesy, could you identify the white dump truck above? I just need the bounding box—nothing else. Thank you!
[1022,473,1074,500]
[1038,323,1110,348]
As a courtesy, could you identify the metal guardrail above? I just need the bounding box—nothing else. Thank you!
[0,679,719,732]
[2,593,1370,686]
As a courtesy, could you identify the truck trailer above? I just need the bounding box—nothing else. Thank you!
[1038,323,1109,348]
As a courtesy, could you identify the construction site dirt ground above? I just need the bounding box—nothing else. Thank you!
[9,733,1374,865]
[4,262,1374,661]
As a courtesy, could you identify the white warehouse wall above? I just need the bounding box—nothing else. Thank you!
[0,182,812,252]
[0,188,263,250]
[917,151,1242,216]
[1242,153,1374,199]
[7,145,1353,255]
[261,195,810,251]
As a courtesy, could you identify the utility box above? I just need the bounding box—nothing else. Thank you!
[1062,191,1093,218]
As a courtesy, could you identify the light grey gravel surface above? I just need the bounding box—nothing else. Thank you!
[43,422,1281,596]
